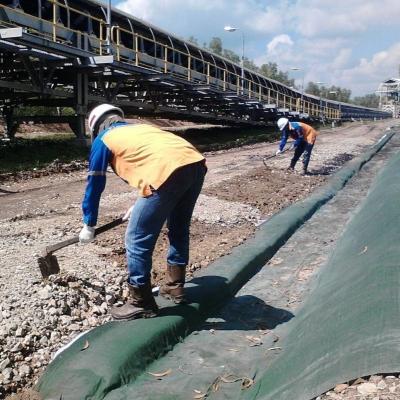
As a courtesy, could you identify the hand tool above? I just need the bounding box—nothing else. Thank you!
[262,143,295,167]
[37,217,126,279]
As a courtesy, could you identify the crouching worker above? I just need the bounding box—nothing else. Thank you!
[276,118,319,175]
[79,104,206,320]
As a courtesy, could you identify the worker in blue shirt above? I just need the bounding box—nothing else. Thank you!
[276,118,319,175]
[79,104,206,320]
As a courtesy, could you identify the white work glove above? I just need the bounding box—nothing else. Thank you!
[79,224,95,244]
[275,149,282,156]
[122,205,134,221]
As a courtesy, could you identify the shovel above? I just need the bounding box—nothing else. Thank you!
[262,143,295,168]
[37,217,126,279]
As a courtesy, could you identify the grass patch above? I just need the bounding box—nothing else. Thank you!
[181,126,280,152]
[0,134,89,174]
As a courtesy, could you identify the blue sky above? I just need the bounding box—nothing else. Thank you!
[111,0,400,97]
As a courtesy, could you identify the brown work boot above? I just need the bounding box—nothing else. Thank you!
[159,265,187,304]
[111,282,158,320]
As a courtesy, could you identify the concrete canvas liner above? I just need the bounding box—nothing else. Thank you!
[36,130,395,400]
[242,145,400,399]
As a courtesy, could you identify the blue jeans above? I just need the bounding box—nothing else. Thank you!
[290,140,314,171]
[125,161,206,286]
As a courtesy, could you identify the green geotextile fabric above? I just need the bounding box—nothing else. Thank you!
[242,147,400,400]
[37,131,395,400]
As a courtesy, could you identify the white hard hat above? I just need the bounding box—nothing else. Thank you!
[88,104,124,134]
[277,118,289,131]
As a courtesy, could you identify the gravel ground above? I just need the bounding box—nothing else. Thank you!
[0,119,396,399]
[318,374,400,400]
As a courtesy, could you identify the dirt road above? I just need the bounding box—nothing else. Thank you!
[0,119,394,397]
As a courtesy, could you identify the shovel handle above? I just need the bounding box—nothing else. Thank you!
[94,217,125,235]
[44,217,125,255]
[262,142,295,165]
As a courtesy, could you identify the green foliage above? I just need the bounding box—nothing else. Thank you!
[222,49,241,64]
[352,94,380,108]
[204,37,294,86]
[13,107,75,116]
[243,58,261,73]
[305,81,320,96]
[0,134,88,174]
[187,36,199,46]
[305,83,351,102]
[208,37,223,55]
[182,126,279,152]
[258,62,295,86]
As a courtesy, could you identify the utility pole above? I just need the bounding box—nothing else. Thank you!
[106,0,112,54]
[316,81,326,123]
[290,67,305,113]
[224,26,245,95]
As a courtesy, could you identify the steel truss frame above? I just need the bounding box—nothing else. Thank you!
[0,1,391,138]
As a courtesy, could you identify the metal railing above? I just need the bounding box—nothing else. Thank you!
[0,1,352,120]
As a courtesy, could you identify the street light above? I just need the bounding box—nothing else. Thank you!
[106,0,112,54]
[224,26,245,94]
[316,81,326,122]
[290,67,305,113]
[329,90,341,122]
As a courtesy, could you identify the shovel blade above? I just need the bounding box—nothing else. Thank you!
[38,254,60,279]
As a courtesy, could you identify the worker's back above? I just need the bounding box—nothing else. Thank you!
[102,124,204,196]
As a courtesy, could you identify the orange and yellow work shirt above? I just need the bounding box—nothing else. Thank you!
[82,122,204,226]
[279,121,319,151]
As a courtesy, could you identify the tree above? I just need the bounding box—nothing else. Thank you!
[259,62,279,80]
[206,39,295,86]
[259,62,294,86]
[187,36,199,46]
[222,49,240,64]
[305,82,351,102]
[352,94,379,108]
[243,58,260,73]
[305,81,321,96]
[208,37,223,55]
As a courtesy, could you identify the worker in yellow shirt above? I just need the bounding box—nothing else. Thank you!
[79,104,206,320]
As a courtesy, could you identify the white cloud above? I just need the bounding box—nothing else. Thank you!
[332,48,352,69]
[288,0,400,38]
[117,0,153,20]
[300,38,349,58]
[267,34,293,54]
[335,42,400,95]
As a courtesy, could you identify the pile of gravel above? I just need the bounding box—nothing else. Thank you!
[0,269,131,397]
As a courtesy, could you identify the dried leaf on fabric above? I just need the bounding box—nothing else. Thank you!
[220,374,242,383]
[216,374,255,390]
[211,377,220,392]
[148,369,172,378]
[193,389,207,399]
[272,334,280,343]
[266,346,282,351]
[241,377,255,389]
[358,246,368,255]
[245,335,263,346]
[80,340,90,351]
